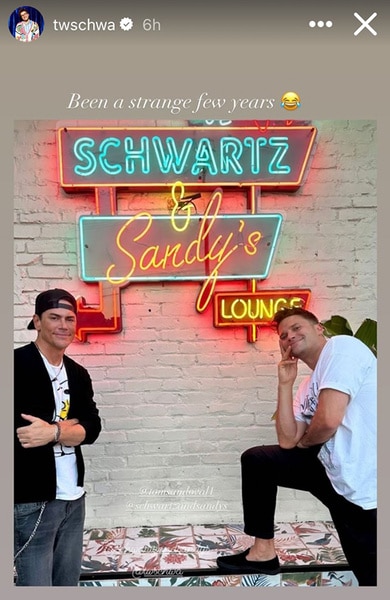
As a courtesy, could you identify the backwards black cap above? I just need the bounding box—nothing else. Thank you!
[27,288,77,330]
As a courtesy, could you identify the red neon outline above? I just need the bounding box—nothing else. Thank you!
[247,189,258,342]
[213,289,311,328]
[74,186,123,342]
[75,284,122,342]
[58,126,317,190]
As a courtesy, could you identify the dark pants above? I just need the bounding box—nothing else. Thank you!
[241,445,377,586]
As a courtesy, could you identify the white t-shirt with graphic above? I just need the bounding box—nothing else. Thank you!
[294,335,377,509]
[40,354,84,500]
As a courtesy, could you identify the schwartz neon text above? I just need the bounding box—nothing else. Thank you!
[59,126,317,189]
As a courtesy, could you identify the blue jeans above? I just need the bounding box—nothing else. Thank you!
[14,494,85,586]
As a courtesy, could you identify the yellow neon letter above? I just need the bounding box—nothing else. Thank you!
[220,299,232,320]
[170,181,191,232]
[106,213,152,285]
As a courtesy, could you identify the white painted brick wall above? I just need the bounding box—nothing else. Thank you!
[14,120,376,528]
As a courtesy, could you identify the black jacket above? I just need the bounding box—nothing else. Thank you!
[14,342,101,503]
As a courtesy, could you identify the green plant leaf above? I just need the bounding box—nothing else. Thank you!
[321,315,353,338]
[354,318,377,356]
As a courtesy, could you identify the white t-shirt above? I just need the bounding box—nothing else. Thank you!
[294,335,377,509]
[40,354,84,501]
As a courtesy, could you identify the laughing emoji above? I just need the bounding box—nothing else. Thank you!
[281,92,301,111]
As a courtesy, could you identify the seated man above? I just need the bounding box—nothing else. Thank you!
[217,307,377,587]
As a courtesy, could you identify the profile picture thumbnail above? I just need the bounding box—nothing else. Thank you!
[9,6,44,42]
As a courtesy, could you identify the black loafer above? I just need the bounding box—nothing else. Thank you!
[216,549,280,574]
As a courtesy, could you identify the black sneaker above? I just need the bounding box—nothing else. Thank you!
[216,549,280,574]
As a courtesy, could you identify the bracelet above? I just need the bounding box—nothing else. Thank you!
[52,422,61,444]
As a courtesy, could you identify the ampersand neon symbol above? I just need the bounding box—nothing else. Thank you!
[170,181,192,232]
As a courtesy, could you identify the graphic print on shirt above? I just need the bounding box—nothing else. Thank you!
[53,379,74,457]
[58,396,70,421]
[300,381,319,419]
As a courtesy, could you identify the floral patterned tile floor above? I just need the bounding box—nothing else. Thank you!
[79,520,357,587]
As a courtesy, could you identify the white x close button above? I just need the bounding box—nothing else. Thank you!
[354,12,378,36]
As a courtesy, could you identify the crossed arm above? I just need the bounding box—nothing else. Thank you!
[16,414,86,448]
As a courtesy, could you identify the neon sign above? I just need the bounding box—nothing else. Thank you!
[214,290,311,328]
[79,187,283,313]
[55,123,317,342]
[58,126,317,190]
[79,191,282,283]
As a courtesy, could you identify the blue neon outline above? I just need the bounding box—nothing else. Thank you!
[78,213,283,283]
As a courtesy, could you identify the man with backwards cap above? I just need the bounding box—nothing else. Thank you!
[14,289,102,586]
